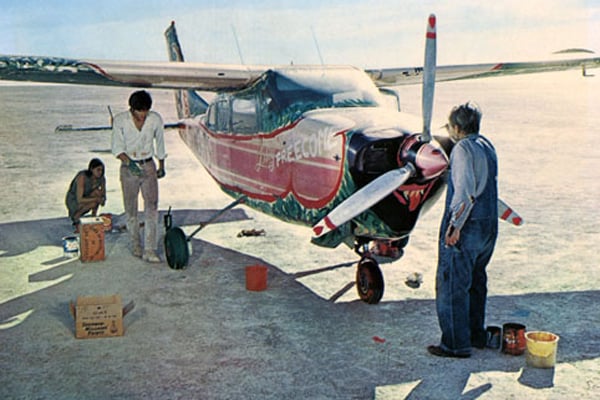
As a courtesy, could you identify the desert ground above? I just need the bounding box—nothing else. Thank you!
[1,70,599,399]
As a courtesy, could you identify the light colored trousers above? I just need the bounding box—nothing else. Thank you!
[119,161,159,251]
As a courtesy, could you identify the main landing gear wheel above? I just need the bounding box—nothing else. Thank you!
[164,227,189,270]
[356,257,384,304]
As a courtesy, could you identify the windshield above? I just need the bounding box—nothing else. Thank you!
[270,67,384,110]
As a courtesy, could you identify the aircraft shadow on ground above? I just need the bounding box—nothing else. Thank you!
[191,238,600,396]
[1,213,598,398]
[0,208,250,258]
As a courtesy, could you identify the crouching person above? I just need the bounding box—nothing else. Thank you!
[65,158,106,232]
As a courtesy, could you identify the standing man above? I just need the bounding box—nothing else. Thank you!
[111,90,166,263]
[428,102,498,358]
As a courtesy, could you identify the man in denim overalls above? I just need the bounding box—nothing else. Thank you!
[428,103,498,358]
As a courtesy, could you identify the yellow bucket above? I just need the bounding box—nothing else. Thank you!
[525,331,560,368]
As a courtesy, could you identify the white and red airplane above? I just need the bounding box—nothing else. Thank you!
[1,15,596,303]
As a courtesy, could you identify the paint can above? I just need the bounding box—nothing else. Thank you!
[502,323,527,355]
[525,331,560,368]
[486,325,502,349]
[245,265,268,291]
[62,236,79,258]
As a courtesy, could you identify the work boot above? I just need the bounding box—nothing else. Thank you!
[142,250,161,263]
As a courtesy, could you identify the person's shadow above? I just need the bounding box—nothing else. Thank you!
[0,208,249,258]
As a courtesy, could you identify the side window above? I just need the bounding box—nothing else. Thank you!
[216,99,230,132]
[207,104,217,129]
[231,96,257,134]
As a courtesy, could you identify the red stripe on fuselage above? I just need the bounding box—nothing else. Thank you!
[194,120,347,209]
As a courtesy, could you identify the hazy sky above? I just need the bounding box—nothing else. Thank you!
[0,0,598,68]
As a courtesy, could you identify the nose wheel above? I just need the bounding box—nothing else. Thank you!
[356,257,384,304]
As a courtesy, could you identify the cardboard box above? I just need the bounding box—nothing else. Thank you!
[80,216,105,262]
[69,295,135,339]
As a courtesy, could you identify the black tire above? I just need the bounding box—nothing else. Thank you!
[164,227,189,269]
[356,257,384,304]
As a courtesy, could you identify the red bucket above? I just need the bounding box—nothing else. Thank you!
[245,265,268,291]
[502,323,527,355]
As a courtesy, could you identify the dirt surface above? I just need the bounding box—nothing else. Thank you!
[1,73,599,399]
[0,211,598,399]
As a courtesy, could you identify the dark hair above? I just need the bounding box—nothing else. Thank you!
[449,102,482,134]
[87,158,105,178]
[129,90,153,111]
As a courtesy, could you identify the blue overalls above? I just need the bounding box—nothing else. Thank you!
[436,134,498,356]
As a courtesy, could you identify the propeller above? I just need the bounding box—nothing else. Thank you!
[498,198,524,226]
[312,164,416,238]
[311,14,440,239]
[422,14,437,143]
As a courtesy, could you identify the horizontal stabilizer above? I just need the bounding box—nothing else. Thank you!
[55,122,182,133]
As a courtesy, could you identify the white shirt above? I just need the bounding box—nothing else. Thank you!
[111,110,167,161]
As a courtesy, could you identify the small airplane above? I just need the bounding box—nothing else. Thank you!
[1,15,597,303]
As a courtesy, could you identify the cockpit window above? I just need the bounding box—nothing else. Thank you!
[272,68,383,111]
[231,95,258,134]
[210,67,388,133]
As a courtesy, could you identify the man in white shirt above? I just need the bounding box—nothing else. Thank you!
[111,90,166,263]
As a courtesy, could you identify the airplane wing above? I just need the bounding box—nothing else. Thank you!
[366,57,600,86]
[2,54,598,91]
[0,55,266,91]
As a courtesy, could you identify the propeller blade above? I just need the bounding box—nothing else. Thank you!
[498,198,524,226]
[312,164,416,238]
[422,14,437,142]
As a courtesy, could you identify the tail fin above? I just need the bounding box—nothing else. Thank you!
[164,21,209,118]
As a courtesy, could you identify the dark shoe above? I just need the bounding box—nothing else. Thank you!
[427,345,470,358]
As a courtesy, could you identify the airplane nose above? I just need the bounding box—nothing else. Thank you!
[416,142,448,179]
[398,135,448,181]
